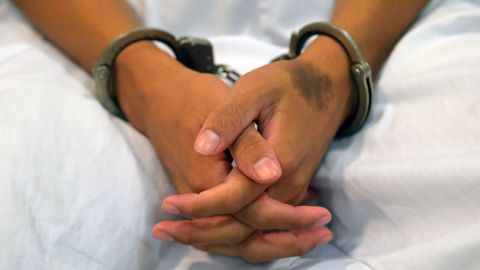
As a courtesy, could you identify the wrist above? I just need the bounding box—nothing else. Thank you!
[114,41,191,134]
[297,36,356,128]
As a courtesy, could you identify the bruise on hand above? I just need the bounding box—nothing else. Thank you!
[288,61,332,110]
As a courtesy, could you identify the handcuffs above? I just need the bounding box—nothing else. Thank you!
[93,22,373,137]
[278,22,374,137]
[92,28,240,120]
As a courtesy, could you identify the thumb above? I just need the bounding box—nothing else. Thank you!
[194,90,261,156]
[194,87,282,184]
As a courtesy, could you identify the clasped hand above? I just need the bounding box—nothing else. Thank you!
[117,38,354,263]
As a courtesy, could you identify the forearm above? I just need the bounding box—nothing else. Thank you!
[318,0,430,75]
[12,0,189,132]
[297,0,430,127]
[12,0,146,70]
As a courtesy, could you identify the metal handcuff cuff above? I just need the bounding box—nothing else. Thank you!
[93,23,373,136]
[92,28,240,120]
[274,22,374,137]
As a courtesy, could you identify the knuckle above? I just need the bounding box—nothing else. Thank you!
[237,199,274,230]
[254,218,269,230]
[190,196,203,218]
[251,213,275,230]
[271,205,304,231]
[222,192,243,213]
[184,233,195,245]
[268,182,304,204]
[226,230,252,245]
[245,217,268,230]
[191,216,253,245]
[279,152,298,173]
[297,241,310,257]
[184,233,205,246]
[233,136,266,164]
[287,188,307,205]
[175,229,196,245]
[208,103,243,135]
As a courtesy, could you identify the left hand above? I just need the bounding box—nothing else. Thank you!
[154,37,356,262]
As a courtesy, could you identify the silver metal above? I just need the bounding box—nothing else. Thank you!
[215,64,241,84]
[288,22,374,137]
[93,28,242,120]
[92,28,183,120]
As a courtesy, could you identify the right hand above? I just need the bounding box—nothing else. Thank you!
[114,42,279,193]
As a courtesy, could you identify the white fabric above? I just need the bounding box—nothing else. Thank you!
[0,0,479,269]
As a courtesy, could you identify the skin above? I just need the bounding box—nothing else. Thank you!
[12,0,335,262]
[157,0,431,263]
[156,38,351,262]
[12,0,431,263]
[287,61,333,110]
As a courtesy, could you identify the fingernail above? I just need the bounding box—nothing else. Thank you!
[321,233,333,243]
[153,230,173,241]
[316,233,333,247]
[314,215,332,227]
[194,129,220,155]
[162,202,179,215]
[253,157,280,181]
